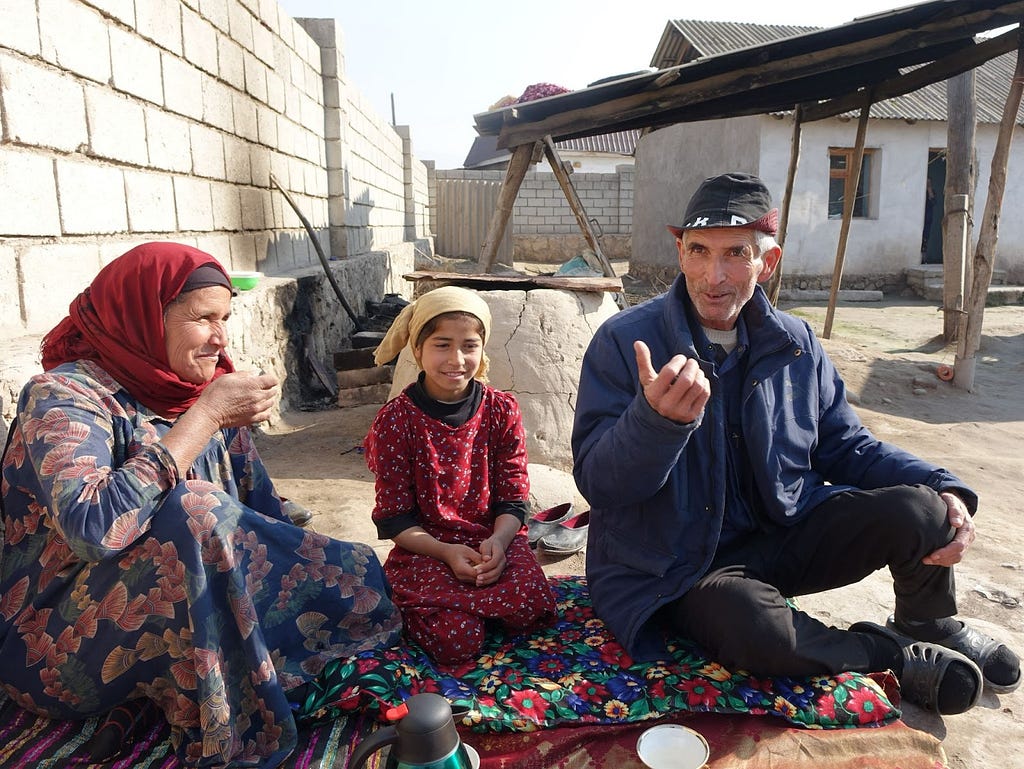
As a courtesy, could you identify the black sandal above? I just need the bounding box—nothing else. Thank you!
[887,615,1021,694]
[849,620,983,715]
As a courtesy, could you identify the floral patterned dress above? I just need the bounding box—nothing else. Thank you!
[0,360,401,768]
[365,385,556,664]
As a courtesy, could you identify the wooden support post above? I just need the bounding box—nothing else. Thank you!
[954,35,1024,392]
[944,193,970,341]
[823,98,872,339]
[943,71,977,342]
[542,135,628,309]
[767,104,804,306]
[477,141,539,273]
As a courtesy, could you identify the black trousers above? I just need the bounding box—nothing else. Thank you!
[660,484,956,677]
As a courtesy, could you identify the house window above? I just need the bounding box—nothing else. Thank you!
[828,148,876,219]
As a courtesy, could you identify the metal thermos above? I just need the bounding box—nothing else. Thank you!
[347,693,474,769]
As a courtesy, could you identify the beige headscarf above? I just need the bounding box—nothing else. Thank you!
[373,286,492,380]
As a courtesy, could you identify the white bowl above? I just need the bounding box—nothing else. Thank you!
[636,723,710,769]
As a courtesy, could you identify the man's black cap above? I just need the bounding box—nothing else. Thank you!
[667,172,779,238]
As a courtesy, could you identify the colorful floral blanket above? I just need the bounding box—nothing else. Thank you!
[300,576,899,732]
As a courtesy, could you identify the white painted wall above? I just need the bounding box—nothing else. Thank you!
[633,112,1024,285]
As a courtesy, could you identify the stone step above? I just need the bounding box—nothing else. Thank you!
[906,264,1006,292]
[337,382,391,408]
[922,283,1024,304]
[336,365,392,389]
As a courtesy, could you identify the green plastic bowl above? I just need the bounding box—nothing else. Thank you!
[229,271,263,291]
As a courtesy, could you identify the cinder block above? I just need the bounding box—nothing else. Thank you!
[223,134,253,183]
[161,52,203,119]
[243,52,268,103]
[190,123,226,178]
[173,175,214,231]
[227,1,254,52]
[135,0,183,56]
[145,108,193,172]
[200,0,230,34]
[125,169,176,232]
[201,77,235,132]
[265,69,285,112]
[181,7,219,76]
[1,0,42,56]
[336,365,392,389]
[251,18,275,65]
[333,347,376,371]
[217,37,246,90]
[85,86,148,165]
[56,159,127,235]
[38,0,111,84]
[211,181,242,231]
[337,382,391,408]
[0,54,87,152]
[20,242,102,332]
[239,186,269,229]
[232,91,259,142]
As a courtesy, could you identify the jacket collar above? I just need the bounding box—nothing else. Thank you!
[665,275,796,362]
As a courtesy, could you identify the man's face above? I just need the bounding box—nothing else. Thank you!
[676,228,780,331]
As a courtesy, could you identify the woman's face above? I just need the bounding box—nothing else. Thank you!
[163,285,233,384]
[413,315,484,402]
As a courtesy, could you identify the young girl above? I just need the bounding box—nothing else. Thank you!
[366,286,556,664]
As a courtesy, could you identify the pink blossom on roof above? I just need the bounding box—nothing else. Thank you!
[516,83,570,103]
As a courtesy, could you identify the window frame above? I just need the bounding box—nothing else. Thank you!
[827,147,878,220]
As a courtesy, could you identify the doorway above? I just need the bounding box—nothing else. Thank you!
[922,150,946,264]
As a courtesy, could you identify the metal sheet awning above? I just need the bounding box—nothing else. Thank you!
[473,0,1023,148]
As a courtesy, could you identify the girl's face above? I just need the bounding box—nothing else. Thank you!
[413,315,484,402]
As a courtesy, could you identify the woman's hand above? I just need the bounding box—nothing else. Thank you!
[443,543,485,584]
[162,371,279,475]
[474,535,509,586]
[194,371,280,429]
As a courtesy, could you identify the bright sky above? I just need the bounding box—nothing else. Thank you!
[276,0,926,168]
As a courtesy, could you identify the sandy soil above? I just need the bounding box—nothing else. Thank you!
[257,296,1024,769]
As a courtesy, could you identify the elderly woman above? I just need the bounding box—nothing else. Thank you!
[0,242,401,768]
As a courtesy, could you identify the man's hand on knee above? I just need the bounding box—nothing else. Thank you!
[923,491,975,567]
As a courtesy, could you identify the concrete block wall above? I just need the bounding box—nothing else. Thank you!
[515,167,634,237]
[0,1,432,339]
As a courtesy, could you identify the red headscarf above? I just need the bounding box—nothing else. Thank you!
[41,242,236,417]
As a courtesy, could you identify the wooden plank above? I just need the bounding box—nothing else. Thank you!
[823,98,872,339]
[402,271,622,293]
[477,142,538,273]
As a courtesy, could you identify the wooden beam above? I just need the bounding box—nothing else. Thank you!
[403,271,622,293]
[801,28,1018,122]
[823,98,872,339]
[954,33,1024,391]
[541,136,628,309]
[767,104,804,306]
[477,142,538,273]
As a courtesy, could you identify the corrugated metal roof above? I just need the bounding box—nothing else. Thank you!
[671,20,820,61]
[463,130,638,169]
[555,130,640,154]
[656,20,1022,124]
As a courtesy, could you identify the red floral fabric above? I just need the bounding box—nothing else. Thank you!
[365,386,556,661]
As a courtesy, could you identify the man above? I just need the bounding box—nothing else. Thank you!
[572,172,1019,715]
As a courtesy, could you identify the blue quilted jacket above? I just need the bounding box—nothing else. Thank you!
[572,276,977,661]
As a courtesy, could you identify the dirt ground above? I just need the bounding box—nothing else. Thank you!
[257,293,1024,769]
